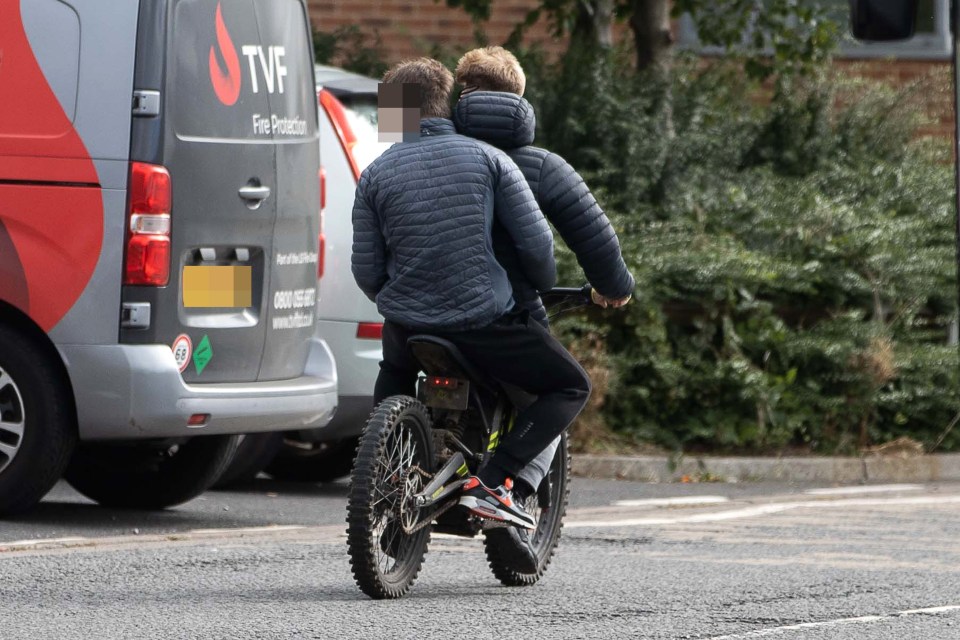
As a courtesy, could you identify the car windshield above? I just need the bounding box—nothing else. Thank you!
[338,95,390,172]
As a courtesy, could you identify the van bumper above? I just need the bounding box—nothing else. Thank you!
[60,338,338,440]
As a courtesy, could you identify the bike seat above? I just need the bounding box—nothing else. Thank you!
[407,335,501,395]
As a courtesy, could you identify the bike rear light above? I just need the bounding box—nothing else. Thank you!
[187,413,210,427]
[319,89,361,181]
[125,162,171,286]
[427,377,459,389]
[356,322,383,340]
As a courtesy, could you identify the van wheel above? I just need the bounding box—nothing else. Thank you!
[212,432,284,489]
[265,436,359,482]
[0,324,77,515]
[64,435,240,509]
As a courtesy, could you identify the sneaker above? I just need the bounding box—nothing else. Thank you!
[485,526,539,574]
[458,477,536,530]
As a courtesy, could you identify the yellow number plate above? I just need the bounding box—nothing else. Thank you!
[182,266,252,308]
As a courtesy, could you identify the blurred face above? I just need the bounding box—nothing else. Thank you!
[378,83,421,143]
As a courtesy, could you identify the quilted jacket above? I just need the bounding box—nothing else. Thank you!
[352,118,555,331]
[454,91,635,326]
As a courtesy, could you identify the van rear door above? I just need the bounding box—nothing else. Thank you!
[122,0,320,384]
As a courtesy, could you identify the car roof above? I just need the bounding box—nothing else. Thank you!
[314,65,379,97]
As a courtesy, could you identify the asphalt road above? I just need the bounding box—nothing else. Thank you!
[2,478,959,639]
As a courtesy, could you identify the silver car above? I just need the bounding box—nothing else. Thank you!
[218,66,388,485]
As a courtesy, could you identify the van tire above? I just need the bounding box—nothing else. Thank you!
[212,432,284,488]
[64,434,240,509]
[0,324,77,516]
[265,436,359,483]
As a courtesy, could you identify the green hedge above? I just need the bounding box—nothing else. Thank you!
[530,52,958,453]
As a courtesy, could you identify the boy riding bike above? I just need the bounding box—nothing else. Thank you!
[452,46,636,562]
[352,58,591,531]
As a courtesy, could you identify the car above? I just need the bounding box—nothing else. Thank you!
[0,0,337,512]
[217,66,388,486]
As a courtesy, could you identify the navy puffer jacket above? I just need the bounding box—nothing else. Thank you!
[352,118,555,331]
[454,92,635,326]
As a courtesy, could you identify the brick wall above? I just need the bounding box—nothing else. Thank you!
[834,59,954,140]
[307,2,954,139]
[308,0,572,62]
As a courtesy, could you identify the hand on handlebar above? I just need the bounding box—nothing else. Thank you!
[590,289,632,309]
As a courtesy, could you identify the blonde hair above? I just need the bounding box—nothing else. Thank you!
[455,46,526,96]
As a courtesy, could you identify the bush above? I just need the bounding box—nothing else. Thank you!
[522,50,958,454]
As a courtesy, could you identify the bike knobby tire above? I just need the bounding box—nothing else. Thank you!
[346,395,435,599]
[484,432,570,586]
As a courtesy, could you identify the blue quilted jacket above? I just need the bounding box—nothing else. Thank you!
[454,92,635,326]
[352,118,555,331]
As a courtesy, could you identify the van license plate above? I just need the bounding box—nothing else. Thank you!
[182,266,252,308]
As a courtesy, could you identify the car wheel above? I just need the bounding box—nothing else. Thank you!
[212,432,284,489]
[0,324,77,515]
[265,435,359,482]
[64,434,240,509]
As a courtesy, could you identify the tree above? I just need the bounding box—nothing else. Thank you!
[444,0,838,79]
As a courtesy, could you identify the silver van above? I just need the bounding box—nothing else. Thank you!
[0,0,336,513]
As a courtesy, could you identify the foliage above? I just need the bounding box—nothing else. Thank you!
[443,0,839,78]
[526,50,957,453]
[313,25,389,79]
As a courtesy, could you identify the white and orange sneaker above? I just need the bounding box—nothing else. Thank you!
[458,476,536,530]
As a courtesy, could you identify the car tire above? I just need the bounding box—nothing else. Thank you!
[265,435,359,483]
[64,434,240,509]
[212,432,284,489]
[0,324,77,516]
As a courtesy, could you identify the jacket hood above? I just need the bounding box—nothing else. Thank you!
[453,91,536,150]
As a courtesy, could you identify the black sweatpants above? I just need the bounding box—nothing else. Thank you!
[374,309,591,482]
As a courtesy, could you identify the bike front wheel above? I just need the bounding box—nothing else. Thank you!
[346,395,435,599]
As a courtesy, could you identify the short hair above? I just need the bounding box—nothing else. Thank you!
[455,46,526,96]
[382,58,453,119]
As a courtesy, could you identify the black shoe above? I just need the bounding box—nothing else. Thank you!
[458,477,536,530]
[379,519,403,558]
[486,525,539,573]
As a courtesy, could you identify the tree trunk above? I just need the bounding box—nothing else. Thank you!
[570,0,615,51]
[629,0,674,73]
[630,0,676,204]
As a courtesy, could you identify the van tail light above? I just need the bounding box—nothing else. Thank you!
[319,89,361,181]
[125,162,171,286]
[318,168,326,279]
[357,322,383,340]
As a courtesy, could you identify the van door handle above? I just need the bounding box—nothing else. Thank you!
[239,184,271,209]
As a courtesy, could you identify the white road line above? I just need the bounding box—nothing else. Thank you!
[2,537,87,548]
[704,604,960,639]
[187,525,306,535]
[804,484,924,496]
[613,496,730,507]
[566,494,960,528]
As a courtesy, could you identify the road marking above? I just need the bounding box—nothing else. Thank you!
[704,604,960,639]
[2,537,87,547]
[187,525,306,535]
[804,483,924,496]
[613,496,730,507]
[566,494,960,528]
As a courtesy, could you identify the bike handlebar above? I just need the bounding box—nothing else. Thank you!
[542,284,594,303]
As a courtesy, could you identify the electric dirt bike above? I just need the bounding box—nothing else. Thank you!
[345,286,595,600]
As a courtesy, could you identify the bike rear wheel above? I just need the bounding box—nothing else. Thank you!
[484,431,570,586]
[346,395,435,599]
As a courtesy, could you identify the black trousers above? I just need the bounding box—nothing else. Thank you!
[374,309,591,479]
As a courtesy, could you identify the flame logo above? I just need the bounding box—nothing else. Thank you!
[208,2,240,106]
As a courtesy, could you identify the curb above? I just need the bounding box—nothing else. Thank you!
[571,453,960,484]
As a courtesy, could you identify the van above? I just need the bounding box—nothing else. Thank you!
[0,0,336,513]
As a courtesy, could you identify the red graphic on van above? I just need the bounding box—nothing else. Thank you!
[0,1,103,332]
[209,2,241,106]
